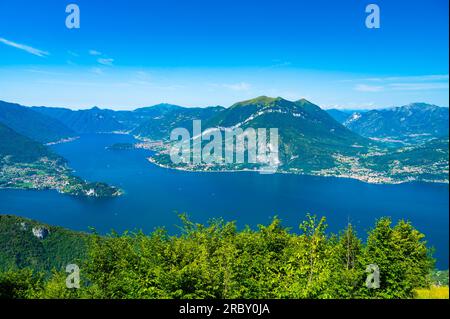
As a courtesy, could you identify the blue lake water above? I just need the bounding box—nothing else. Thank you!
[0,133,448,269]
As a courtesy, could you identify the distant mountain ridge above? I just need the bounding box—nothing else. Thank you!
[0,101,75,143]
[327,103,449,144]
[32,106,127,134]
[1,98,447,183]
[132,104,225,140]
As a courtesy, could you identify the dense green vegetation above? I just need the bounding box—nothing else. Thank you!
[361,137,449,182]
[431,270,449,286]
[0,122,62,163]
[0,215,88,273]
[0,121,122,197]
[0,214,440,299]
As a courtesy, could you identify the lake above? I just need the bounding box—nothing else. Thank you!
[0,133,448,269]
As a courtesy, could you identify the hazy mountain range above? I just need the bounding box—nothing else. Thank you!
[327,103,449,144]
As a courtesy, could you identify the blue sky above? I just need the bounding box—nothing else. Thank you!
[0,0,448,109]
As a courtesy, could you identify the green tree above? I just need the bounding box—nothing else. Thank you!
[361,218,434,298]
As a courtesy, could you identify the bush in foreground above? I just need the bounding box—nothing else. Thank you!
[0,214,436,299]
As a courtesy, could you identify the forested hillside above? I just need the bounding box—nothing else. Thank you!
[0,214,443,299]
[0,101,75,143]
[0,215,88,272]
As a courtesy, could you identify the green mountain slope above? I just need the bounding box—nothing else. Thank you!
[132,104,225,140]
[146,96,448,183]
[0,215,88,272]
[0,101,75,143]
[360,137,449,183]
[0,122,61,163]
[177,96,371,171]
[0,122,121,197]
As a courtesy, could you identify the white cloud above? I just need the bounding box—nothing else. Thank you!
[97,58,114,66]
[91,67,104,75]
[353,74,449,93]
[389,82,449,91]
[0,37,49,57]
[372,74,449,82]
[89,50,102,56]
[222,82,251,91]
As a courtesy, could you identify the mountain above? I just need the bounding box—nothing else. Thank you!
[132,104,225,140]
[0,101,75,143]
[146,96,448,183]
[147,96,372,173]
[201,96,370,171]
[0,215,88,272]
[0,122,61,163]
[32,106,127,134]
[32,103,223,134]
[134,103,185,116]
[0,121,121,197]
[360,137,449,183]
[342,103,449,144]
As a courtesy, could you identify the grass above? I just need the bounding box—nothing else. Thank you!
[414,286,449,299]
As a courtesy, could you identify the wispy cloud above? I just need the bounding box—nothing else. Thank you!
[26,68,66,76]
[354,84,384,92]
[91,67,104,75]
[366,74,449,82]
[88,49,115,66]
[97,58,114,66]
[388,82,449,91]
[269,59,292,68]
[352,74,449,93]
[89,50,102,56]
[67,50,79,57]
[342,74,449,83]
[222,82,251,91]
[0,37,49,57]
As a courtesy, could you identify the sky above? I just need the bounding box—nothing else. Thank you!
[0,0,448,110]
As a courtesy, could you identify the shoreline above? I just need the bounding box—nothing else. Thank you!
[45,136,80,146]
[146,157,450,186]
